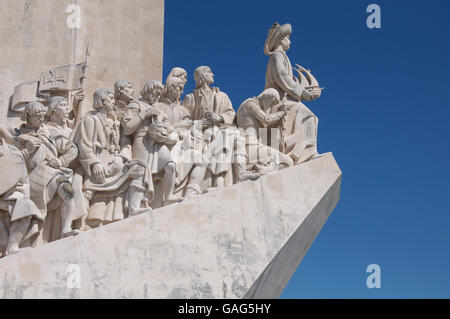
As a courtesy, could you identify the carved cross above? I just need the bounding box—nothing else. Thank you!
[43,70,66,88]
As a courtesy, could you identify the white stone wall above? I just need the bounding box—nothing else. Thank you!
[0,0,164,127]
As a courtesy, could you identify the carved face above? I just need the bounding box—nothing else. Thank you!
[120,83,135,101]
[168,82,183,100]
[103,93,116,112]
[53,99,72,120]
[177,72,187,85]
[29,110,46,129]
[281,35,291,51]
[202,67,214,85]
[261,94,280,109]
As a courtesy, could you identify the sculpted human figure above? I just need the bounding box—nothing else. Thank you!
[72,89,148,228]
[121,81,181,209]
[13,102,85,239]
[0,136,44,256]
[114,80,136,121]
[236,88,293,173]
[166,67,188,88]
[44,97,88,240]
[158,77,207,198]
[158,77,192,128]
[183,66,258,188]
[264,22,322,164]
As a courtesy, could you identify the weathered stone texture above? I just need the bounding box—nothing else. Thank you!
[0,153,341,298]
[0,0,164,126]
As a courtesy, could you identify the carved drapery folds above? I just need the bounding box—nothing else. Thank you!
[0,23,324,258]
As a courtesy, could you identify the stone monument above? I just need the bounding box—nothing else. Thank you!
[0,1,341,298]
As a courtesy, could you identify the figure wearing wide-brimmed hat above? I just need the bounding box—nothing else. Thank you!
[264,22,323,164]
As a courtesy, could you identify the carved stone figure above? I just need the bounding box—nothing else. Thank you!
[121,81,180,209]
[166,67,188,88]
[114,80,136,121]
[183,66,258,188]
[72,89,147,228]
[44,97,88,240]
[0,138,44,256]
[12,102,85,239]
[0,21,331,258]
[236,88,293,173]
[264,22,322,164]
[158,77,207,198]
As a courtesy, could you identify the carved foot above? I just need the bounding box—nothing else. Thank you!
[237,171,260,182]
[61,229,81,238]
[164,197,184,206]
[129,207,152,216]
[256,164,277,175]
[6,246,31,256]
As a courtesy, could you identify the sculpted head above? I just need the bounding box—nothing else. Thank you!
[93,88,116,113]
[163,77,184,101]
[48,96,72,122]
[264,23,292,55]
[280,35,291,51]
[257,88,280,109]
[114,80,135,103]
[23,102,47,129]
[141,80,164,105]
[166,67,187,86]
[194,66,214,88]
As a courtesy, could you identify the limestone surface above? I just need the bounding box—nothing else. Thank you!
[0,153,341,298]
[0,0,164,126]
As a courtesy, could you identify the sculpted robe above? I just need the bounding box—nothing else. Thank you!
[0,141,44,255]
[156,98,207,195]
[236,97,293,168]
[122,100,176,204]
[183,87,237,180]
[18,125,84,221]
[73,112,139,225]
[265,50,319,164]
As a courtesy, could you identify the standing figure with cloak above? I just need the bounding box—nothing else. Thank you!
[72,89,147,228]
[121,80,181,209]
[157,77,207,199]
[11,102,85,241]
[264,22,323,164]
[183,66,259,188]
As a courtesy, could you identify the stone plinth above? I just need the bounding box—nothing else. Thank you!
[0,153,341,299]
[0,0,164,126]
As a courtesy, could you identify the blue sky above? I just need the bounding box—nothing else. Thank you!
[163,0,450,298]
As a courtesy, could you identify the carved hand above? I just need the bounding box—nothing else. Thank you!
[202,118,212,130]
[49,157,63,169]
[180,119,193,129]
[25,140,40,154]
[108,157,124,176]
[74,91,85,102]
[144,107,160,119]
[92,163,106,184]
[306,87,322,99]
[280,104,291,114]
[207,112,223,124]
